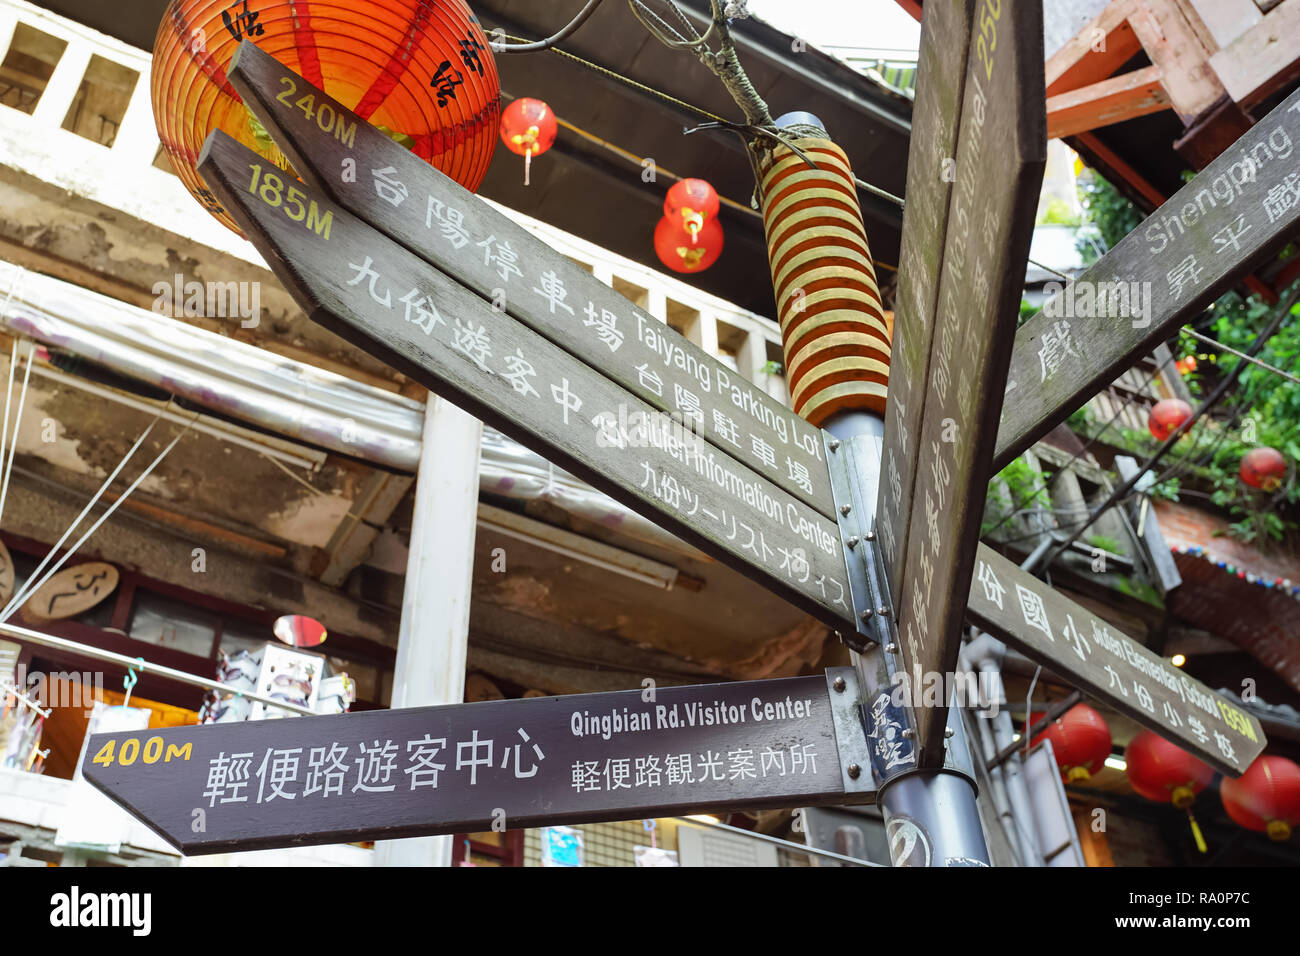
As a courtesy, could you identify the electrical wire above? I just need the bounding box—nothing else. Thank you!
[490,0,609,54]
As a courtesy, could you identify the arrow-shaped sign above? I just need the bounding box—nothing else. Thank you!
[83,672,872,855]
[967,543,1264,777]
[993,84,1300,473]
[224,39,835,518]
[196,130,860,630]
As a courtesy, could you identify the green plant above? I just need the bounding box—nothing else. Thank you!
[1085,534,1124,554]
[982,456,1051,538]
[1075,173,1143,263]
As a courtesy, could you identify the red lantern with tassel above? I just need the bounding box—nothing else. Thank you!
[1126,730,1215,852]
[500,97,557,186]
[664,178,720,246]
[1239,446,1288,492]
[1148,398,1193,441]
[1220,755,1300,841]
[1030,703,1112,784]
[151,0,501,236]
[654,215,723,274]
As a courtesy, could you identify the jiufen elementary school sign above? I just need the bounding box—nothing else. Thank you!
[83,34,1267,862]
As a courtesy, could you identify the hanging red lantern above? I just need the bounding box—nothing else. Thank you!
[664,178,720,245]
[1239,446,1288,492]
[1221,755,1300,841]
[1030,703,1112,784]
[654,215,723,274]
[1175,355,1197,375]
[1148,398,1193,441]
[1126,730,1215,852]
[152,0,501,235]
[499,97,557,186]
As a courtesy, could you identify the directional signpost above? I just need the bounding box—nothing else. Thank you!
[82,13,1276,864]
[993,83,1300,472]
[967,544,1264,777]
[83,672,873,855]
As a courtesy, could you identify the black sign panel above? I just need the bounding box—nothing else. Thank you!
[967,544,1264,777]
[197,132,859,629]
[891,1,1046,764]
[83,676,869,854]
[993,84,1300,472]
[224,40,835,517]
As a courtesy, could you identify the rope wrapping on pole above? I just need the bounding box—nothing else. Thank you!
[757,136,890,425]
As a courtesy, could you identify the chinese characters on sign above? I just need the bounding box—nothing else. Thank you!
[223,41,835,517]
[966,544,1264,777]
[84,676,867,855]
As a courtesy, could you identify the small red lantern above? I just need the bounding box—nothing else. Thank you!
[654,215,723,274]
[1030,703,1112,783]
[1175,355,1197,375]
[1127,730,1215,852]
[500,97,557,186]
[1148,398,1193,441]
[1220,755,1300,841]
[1239,446,1287,492]
[664,178,720,245]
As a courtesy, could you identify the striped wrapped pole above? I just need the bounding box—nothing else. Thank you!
[758,137,889,426]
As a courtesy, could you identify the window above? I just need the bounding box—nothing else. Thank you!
[0,23,67,115]
[61,54,139,147]
[128,592,218,658]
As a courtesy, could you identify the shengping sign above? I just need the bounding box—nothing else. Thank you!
[84,673,873,854]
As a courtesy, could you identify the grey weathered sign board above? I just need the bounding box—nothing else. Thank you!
[197,131,859,630]
[225,40,835,517]
[888,1,1046,764]
[994,84,1300,472]
[84,673,872,854]
[967,544,1263,777]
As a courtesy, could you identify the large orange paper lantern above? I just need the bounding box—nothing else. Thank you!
[152,0,501,234]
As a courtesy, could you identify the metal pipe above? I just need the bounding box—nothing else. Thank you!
[966,632,1043,866]
[27,361,325,471]
[0,620,315,716]
[671,816,882,867]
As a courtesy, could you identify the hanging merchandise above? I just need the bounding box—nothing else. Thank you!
[654,215,724,274]
[152,0,501,234]
[1220,754,1300,841]
[1029,703,1112,783]
[1239,446,1288,492]
[663,178,720,245]
[1147,398,1193,441]
[1126,730,1215,852]
[499,97,558,185]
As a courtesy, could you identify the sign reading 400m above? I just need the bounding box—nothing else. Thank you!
[84,674,873,854]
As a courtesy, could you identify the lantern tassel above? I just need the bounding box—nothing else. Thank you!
[524,147,532,187]
[1186,808,1208,854]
